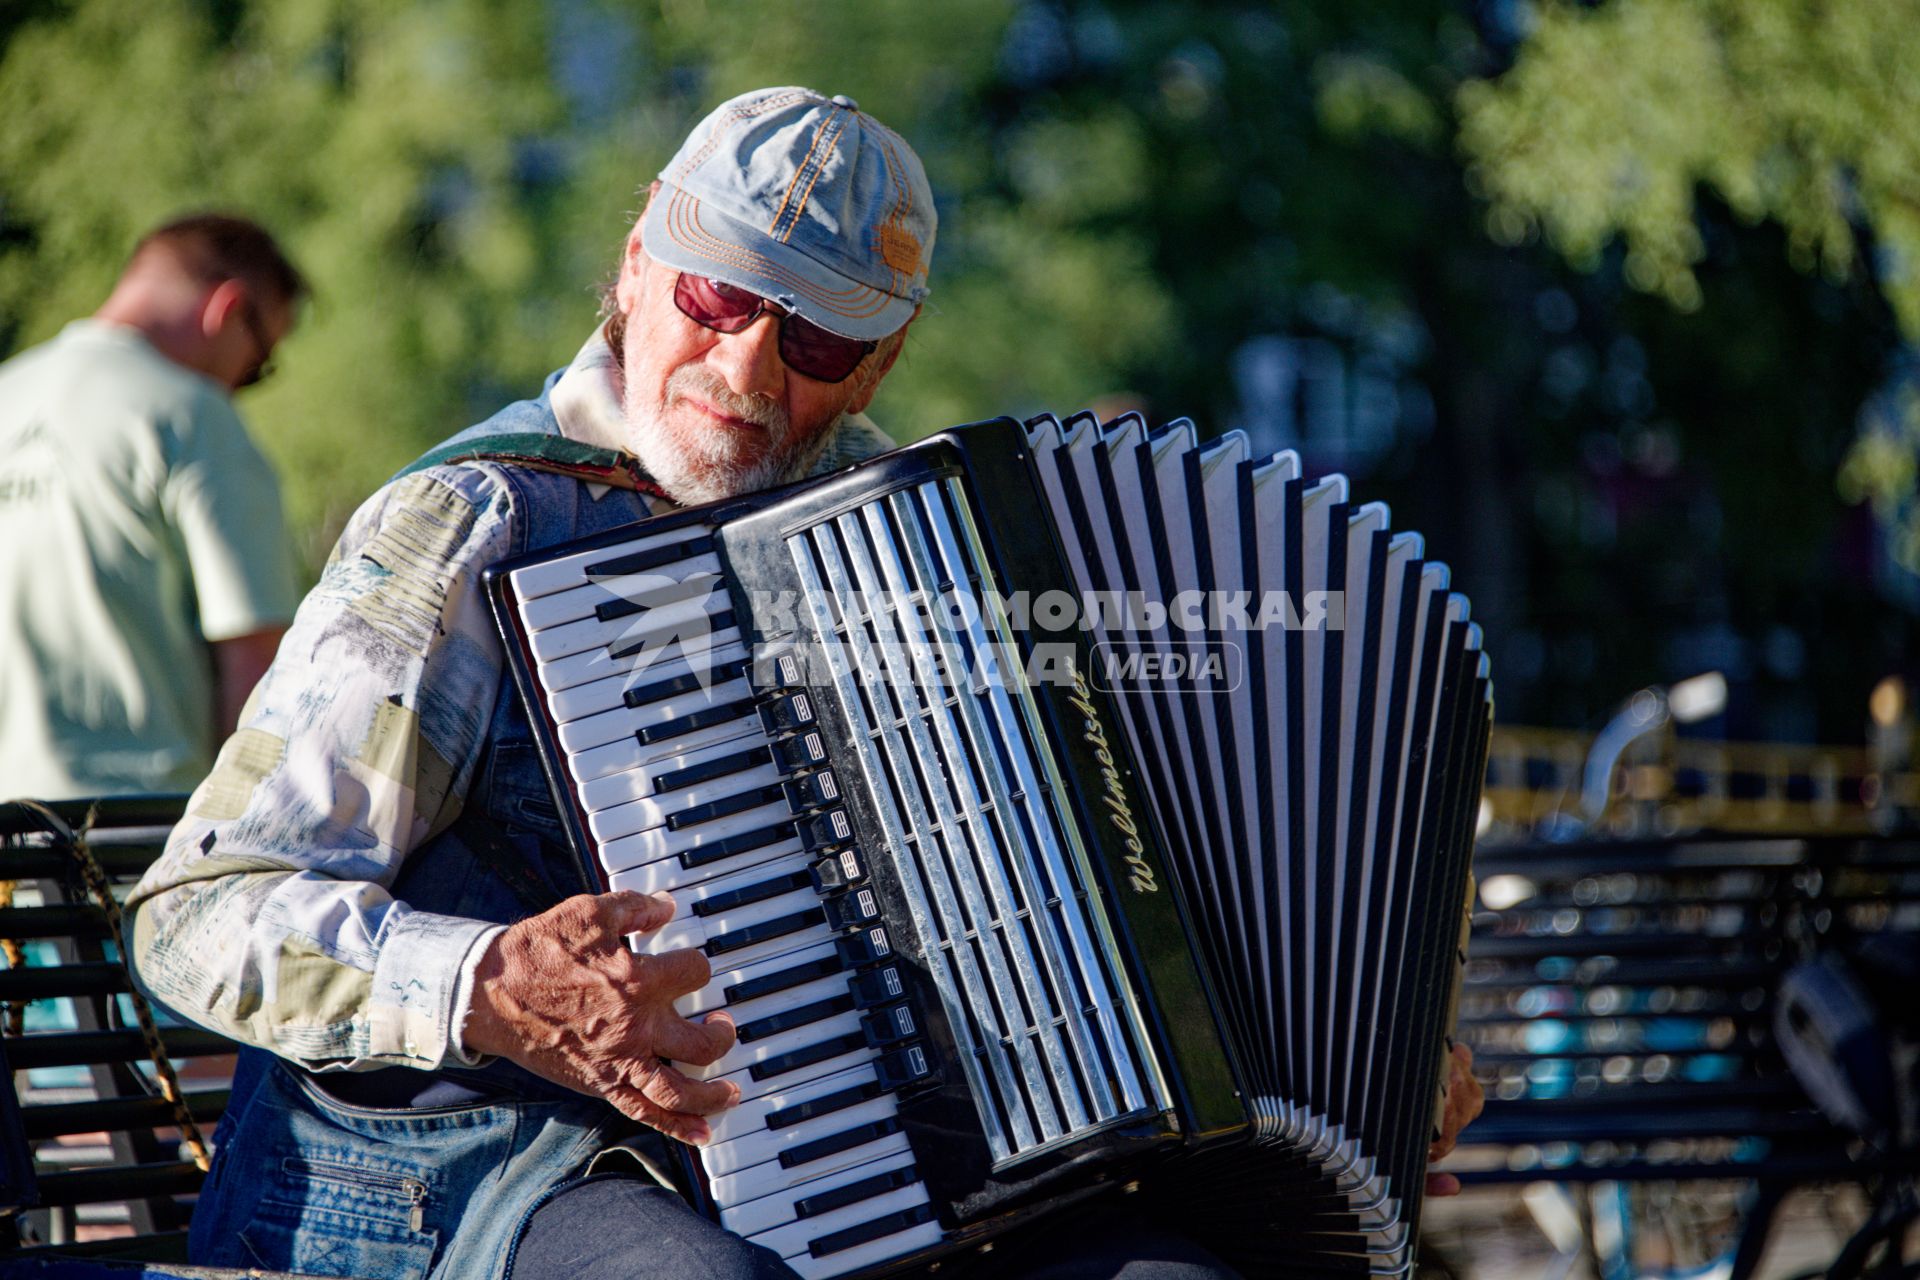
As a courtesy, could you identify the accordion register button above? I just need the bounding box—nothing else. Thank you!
[847,965,905,1008]
[859,1004,918,1048]
[821,887,880,932]
[808,847,866,894]
[798,808,854,853]
[773,731,828,773]
[781,769,839,813]
[874,1044,932,1092]
[752,650,805,691]
[759,692,817,736]
[834,925,892,967]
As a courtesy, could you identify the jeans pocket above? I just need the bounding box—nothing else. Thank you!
[237,1156,440,1279]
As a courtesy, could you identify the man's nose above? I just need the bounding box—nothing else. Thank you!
[706,314,785,400]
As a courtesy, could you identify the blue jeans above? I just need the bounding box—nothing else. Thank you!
[507,1180,1243,1280]
[190,1053,626,1279]
[196,1055,1240,1280]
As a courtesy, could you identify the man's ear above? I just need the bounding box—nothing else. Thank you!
[199,278,247,342]
[614,223,649,315]
[613,185,668,314]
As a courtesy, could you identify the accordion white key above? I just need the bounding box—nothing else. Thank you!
[485,414,1491,1278]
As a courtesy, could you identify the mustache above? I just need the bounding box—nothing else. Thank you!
[664,366,789,436]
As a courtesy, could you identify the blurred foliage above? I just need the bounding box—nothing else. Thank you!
[1458,0,1920,333]
[1,0,1914,734]
[1456,0,1920,572]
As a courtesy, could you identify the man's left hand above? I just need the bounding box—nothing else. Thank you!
[1424,1041,1484,1197]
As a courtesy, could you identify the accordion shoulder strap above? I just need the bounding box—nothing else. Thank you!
[394,432,668,497]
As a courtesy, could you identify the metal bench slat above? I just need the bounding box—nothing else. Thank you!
[0,904,113,942]
[5,1028,236,1070]
[31,1159,205,1209]
[0,962,129,1002]
[22,1089,230,1141]
[0,796,192,836]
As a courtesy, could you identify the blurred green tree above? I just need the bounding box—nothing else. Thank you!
[0,0,586,568]
[2,0,1911,732]
[1455,0,1920,572]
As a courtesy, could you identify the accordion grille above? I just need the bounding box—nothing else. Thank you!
[784,477,1162,1165]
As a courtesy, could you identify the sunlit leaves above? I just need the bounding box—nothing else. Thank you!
[1458,0,1920,334]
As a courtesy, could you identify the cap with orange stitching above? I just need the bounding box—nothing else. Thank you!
[640,87,936,343]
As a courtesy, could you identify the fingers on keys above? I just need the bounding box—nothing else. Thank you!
[597,889,677,939]
[609,1081,716,1147]
[636,1058,738,1116]
[636,945,714,999]
[655,1006,738,1066]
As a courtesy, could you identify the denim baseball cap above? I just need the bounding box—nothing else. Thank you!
[641,87,935,342]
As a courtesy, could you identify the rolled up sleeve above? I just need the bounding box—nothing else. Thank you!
[128,464,519,1071]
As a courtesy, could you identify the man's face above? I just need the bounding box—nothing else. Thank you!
[614,240,899,505]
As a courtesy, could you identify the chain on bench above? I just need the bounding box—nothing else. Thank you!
[0,878,24,1036]
[2,801,212,1172]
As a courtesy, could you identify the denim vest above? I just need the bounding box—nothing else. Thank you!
[189,376,673,1280]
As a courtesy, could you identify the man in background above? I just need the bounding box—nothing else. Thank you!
[0,213,303,800]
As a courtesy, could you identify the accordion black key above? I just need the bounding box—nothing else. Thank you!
[485,414,1492,1278]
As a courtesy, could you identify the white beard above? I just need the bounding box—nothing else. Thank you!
[625,364,839,505]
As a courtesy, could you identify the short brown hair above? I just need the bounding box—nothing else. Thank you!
[132,213,308,310]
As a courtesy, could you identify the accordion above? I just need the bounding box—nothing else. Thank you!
[485,414,1491,1278]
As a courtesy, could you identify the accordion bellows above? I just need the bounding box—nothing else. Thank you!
[486,414,1492,1278]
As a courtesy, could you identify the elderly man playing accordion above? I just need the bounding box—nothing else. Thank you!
[129,87,1481,1280]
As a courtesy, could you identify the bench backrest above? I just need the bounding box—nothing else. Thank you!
[0,796,236,1261]
[1454,833,1920,1183]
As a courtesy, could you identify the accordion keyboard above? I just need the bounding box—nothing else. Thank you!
[489,415,1493,1279]
[504,521,946,1278]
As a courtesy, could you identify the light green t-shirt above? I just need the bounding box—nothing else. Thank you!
[0,320,298,800]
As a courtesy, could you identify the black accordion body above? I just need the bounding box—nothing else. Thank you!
[484,415,1492,1278]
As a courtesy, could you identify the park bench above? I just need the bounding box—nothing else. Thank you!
[0,795,252,1273]
[11,797,1915,1277]
[1448,832,1920,1278]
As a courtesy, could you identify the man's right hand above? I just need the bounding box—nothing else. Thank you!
[463,891,739,1145]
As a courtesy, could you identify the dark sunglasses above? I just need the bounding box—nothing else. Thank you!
[672,274,875,384]
[234,294,276,389]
